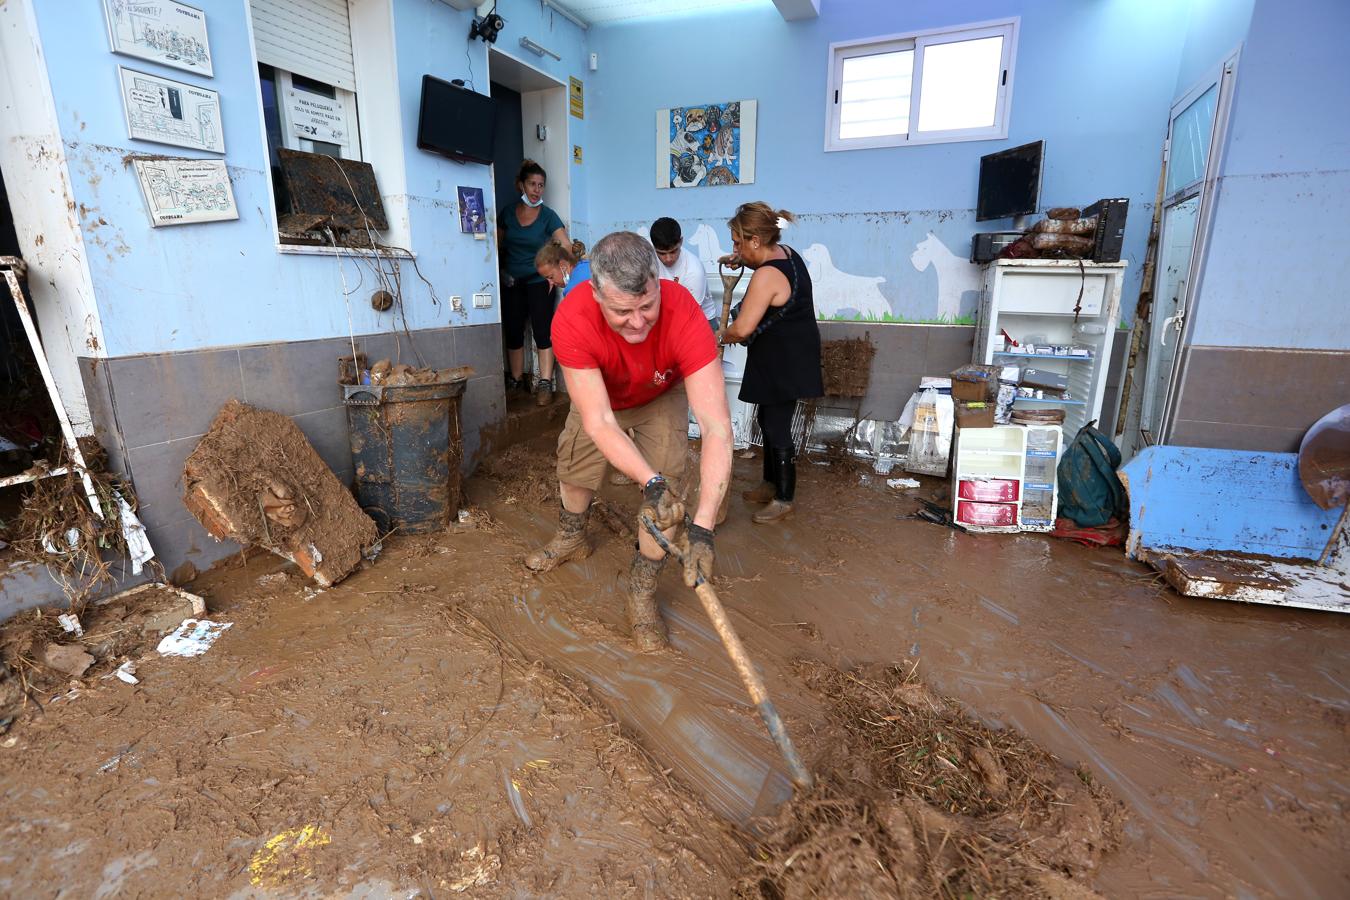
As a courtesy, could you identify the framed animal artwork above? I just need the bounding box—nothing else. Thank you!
[655,100,757,189]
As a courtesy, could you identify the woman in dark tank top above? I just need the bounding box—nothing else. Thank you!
[721,202,823,524]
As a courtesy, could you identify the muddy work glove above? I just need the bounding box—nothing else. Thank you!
[637,474,684,532]
[680,521,715,587]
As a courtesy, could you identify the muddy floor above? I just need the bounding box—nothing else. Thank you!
[2,436,1348,897]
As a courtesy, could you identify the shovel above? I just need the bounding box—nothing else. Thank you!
[717,262,744,358]
[640,514,814,790]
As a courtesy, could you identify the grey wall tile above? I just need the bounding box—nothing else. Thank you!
[239,338,349,417]
[293,406,355,478]
[454,323,504,380]
[124,434,202,531]
[145,515,238,582]
[923,326,977,372]
[1170,419,1307,453]
[1176,346,1350,433]
[461,374,506,469]
[77,356,129,476]
[107,348,244,449]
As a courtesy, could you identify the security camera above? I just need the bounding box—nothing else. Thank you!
[469,11,504,44]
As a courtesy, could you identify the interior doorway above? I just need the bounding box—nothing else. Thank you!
[488,50,571,396]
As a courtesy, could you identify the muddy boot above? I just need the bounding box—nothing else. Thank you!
[534,377,555,407]
[741,450,777,503]
[753,449,796,525]
[626,554,668,652]
[524,506,592,572]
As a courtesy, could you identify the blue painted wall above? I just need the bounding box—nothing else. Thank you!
[1173,0,1254,96]
[1187,0,1350,350]
[31,0,588,357]
[584,0,1188,323]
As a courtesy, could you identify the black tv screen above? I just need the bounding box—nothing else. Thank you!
[417,75,496,165]
[976,140,1044,222]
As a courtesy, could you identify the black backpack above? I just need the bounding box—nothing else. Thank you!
[1056,423,1127,527]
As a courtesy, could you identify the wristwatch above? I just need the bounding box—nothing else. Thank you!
[643,473,666,492]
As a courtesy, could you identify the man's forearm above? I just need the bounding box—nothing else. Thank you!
[693,419,733,530]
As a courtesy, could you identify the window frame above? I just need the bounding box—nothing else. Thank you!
[246,0,411,254]
[824,17,1019,152]
[271,69,362,160]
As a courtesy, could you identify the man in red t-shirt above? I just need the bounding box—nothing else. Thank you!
[524,231,732,652]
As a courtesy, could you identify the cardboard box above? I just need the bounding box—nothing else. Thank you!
[950,364,1000,402]
[955,401,996,428]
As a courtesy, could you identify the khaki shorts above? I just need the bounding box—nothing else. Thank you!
[557,386,688,492]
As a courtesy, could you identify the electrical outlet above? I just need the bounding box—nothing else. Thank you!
[472,292,493,309]
[450,295,463,311]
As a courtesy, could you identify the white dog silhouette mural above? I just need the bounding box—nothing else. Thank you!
[911,232,981,322]
[685,224,893,320]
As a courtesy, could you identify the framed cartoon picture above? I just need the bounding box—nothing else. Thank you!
[118,67,224,154]
[103,0,213,77]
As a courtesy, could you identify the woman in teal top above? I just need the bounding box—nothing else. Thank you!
[498,159,569,405]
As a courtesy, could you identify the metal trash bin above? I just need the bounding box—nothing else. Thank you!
[342,374,467,534]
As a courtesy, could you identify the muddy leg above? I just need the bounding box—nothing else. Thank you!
[626,553,669,652]
[524,484,594,572]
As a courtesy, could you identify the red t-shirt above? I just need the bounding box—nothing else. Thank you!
[552,279,718,410]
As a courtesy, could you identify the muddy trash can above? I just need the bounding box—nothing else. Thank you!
[343,372,468,533]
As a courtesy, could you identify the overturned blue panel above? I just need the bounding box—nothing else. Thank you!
[1120,446,1341,560]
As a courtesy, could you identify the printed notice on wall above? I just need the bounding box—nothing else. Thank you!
[569,77,584,119]
[285,88,352,146]
[119,66,224,153]
[132,157,238,226]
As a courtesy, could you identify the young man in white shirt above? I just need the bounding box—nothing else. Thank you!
[651,217,717,334]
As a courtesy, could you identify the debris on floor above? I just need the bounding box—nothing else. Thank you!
[0,581,206,723]
[156,618,233,658]
[747,661,1120,898]
[183,400,379,587]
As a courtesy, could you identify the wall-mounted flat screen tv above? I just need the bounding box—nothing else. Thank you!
[976,140,1044,221]
[417,74,496,165]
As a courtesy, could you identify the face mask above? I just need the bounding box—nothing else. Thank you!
[521,193,543,208]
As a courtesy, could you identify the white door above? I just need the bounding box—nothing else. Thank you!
[1137,57,1238,446]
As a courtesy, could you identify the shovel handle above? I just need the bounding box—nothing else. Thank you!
[640,516,814,790]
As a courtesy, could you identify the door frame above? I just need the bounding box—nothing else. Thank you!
[486,50,571,228]
[1146,49,1241,445]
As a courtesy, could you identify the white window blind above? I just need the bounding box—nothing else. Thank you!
[251,0,356,93]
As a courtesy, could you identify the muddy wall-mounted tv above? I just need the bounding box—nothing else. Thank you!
[417,75,496,165]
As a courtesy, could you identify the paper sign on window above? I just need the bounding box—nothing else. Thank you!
[286,89,351,146]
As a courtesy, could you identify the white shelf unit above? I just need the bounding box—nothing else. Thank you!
[973,259,1126,438]
[952,426,1026,533]
[953,424,1065,534]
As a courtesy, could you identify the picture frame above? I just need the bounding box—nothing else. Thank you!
[103,0,213,77]
[131,157,239,227]
[118,66,225,154]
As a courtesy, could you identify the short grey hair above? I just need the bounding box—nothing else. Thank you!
[590,231,659,297]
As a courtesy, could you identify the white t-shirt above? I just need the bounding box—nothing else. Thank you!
[658,246,715,321]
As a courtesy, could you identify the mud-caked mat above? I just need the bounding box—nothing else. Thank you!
[183,400,378,586]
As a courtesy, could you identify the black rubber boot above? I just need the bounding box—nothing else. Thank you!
[754,448,796,524]
[742,449,777,503]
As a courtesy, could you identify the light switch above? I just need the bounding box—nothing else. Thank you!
[472,292,493,308]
